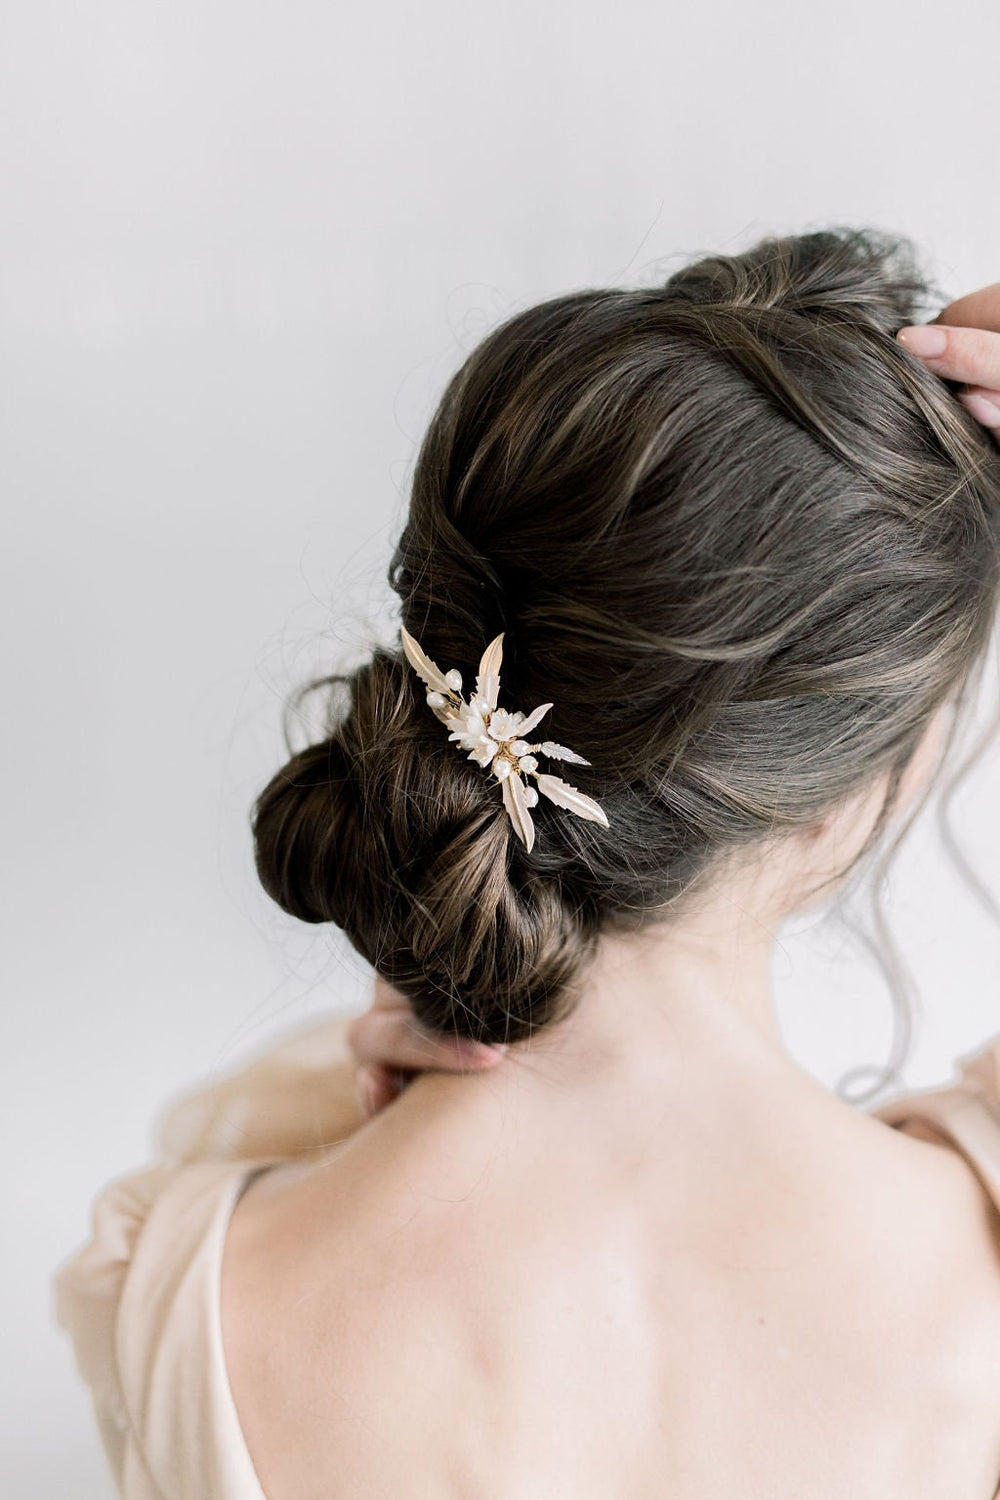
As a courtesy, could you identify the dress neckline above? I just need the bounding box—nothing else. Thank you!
[207,1164,273,1500]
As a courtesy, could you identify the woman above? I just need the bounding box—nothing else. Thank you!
[55,227,1000,1498]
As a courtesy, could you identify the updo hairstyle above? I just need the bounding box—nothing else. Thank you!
[253,227,1000,1052]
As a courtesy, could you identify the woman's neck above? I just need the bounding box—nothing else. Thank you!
[397,883,835,1149]
[489,875,795,1093]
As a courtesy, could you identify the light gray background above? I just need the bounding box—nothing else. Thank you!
[3,1,1000,1494]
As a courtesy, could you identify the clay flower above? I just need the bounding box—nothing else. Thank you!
[399,626,610,853]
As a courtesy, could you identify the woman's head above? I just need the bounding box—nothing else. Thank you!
[253,226,1000,1048]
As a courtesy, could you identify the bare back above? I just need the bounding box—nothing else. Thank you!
[221,1060,1000,1500]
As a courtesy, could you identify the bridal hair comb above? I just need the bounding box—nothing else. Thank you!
[399,626,610,854]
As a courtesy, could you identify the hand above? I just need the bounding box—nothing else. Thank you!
[896,282,1000,439]
[347,975,508,1119]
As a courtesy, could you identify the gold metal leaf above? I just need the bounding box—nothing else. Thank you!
[400,625,452,695]
[475,633,504,711]
[539,741,589,765]
[534,772,609,828]
[501,771,536,852]
[516,701,553,737]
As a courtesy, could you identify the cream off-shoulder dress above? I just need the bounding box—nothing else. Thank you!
[52,1014,1000,1500]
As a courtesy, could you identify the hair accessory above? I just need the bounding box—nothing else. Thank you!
[399,625,610,854]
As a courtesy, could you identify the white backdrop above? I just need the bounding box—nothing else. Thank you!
[3,1,1000,1493]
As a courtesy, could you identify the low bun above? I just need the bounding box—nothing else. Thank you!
[252,648,598,1044]
[251,733,356,928]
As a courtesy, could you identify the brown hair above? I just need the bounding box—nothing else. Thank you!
[252,226,1000,1091]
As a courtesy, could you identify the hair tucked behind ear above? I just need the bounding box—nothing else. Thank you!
[253,225,1000,1060]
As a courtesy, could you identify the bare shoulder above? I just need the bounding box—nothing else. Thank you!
[221,1119,491,1493]
[221,1143,379,1489]
[895,1116,1000,1282]
[218,1096,1000,1498]
[221,1135,383,1351]
[880,1117,1000,1394]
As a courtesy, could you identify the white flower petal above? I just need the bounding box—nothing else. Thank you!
[447,705,491,752]
[488,708,524,742]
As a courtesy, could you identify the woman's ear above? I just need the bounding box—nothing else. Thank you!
[796,703,951,887]
[897,702,950,810]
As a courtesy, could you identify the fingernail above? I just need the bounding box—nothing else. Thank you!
[896,325,947,357]
[460,1041,508,1062]
[960,391,1000,428]
[355,1066,379,1116]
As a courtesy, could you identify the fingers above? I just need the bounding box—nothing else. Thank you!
[353,977,508,1122]
[347,1005,507,1076]
[896,322,1000,391]
[355,1062,410,1119]
[956,387,1000,429]
[932,282,1000,335]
